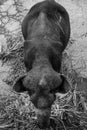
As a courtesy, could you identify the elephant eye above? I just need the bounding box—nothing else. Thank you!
[28,89,35,96]
[50,87,59,94]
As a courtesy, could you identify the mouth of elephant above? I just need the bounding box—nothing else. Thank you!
[35,108,51,128]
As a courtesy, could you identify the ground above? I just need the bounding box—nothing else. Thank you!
[0,0,87,94]
[0,0,87,130]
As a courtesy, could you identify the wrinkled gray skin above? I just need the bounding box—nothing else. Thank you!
[13,0,70,128]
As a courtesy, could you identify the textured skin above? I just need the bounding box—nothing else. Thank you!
[13,0,70,128]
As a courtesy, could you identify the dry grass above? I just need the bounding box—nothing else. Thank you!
[0,38,87,130]
[0,90,87,130]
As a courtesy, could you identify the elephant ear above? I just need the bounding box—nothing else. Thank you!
[58,74,71,94]
[13,75,26,92]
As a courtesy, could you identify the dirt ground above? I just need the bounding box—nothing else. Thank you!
[0,0,87,130]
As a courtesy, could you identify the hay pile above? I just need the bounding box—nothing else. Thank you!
[0,90,87,130]
[0,38,87,130]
